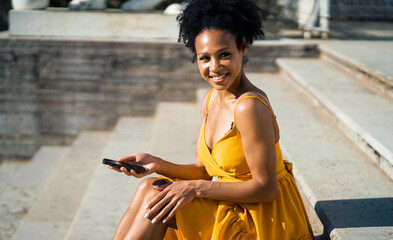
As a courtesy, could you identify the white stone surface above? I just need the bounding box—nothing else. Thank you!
[121,0,165,11]
[12,0,49,10]
[277,58,393,180]
[0,146,69,240]
[150,102,199,165]
[65,117,154,240]
[0,160,29,196]
[164,3,185,15]
[10,8,179,39]
[68,0,106,10]
[11,132,110,240]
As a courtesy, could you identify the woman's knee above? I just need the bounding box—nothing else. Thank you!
[131,177,160,203]
[136,177,158,193]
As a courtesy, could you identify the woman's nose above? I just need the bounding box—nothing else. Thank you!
[209,58,221,72]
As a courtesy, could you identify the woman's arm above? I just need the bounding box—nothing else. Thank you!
[108,89,213,181]
[145,97,278,223]
[194,97,277,202]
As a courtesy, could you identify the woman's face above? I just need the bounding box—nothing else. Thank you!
[195,29,247,91]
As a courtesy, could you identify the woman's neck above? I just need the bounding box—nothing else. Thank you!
[216,70,251,101]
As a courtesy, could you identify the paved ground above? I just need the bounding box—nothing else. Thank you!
[267,20,393,41]
[265,20,393,83]
[318,40,393,83]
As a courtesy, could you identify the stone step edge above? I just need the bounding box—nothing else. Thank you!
[277,58,393,181]
[64,117,155,240]
[318,44,393,99]
[149,101,199,163]
[10,131,111,240]
[0,145,70,240]
[281,145,340,240]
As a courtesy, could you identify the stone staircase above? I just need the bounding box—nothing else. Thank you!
[1,41,392,240]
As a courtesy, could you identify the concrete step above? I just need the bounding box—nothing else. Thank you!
[249,72,393,239]
[150,102,200,165]
[66,102,200,239]
[0,146,70,240]
[65,117,153,240]
[10,131,110,240]
[0,159,29,196]
[277,58,393,180]
[318,41,393,99]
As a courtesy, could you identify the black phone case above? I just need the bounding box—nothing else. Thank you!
[102,158,147,173]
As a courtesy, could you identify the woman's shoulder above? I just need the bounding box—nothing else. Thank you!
[234,89,277,131]
[235,89,272,111]
[234,88,276,123]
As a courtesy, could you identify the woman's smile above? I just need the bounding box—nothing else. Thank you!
[195,29,247,90]
[210,73,229,83]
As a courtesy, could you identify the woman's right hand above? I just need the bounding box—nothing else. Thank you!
[107,153,160,178]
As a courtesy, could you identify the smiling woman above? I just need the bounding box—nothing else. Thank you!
[196,30,246,91]
[108,0,314,239]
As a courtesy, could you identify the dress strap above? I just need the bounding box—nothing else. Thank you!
[235,92,280,131]
[206,89,215,113]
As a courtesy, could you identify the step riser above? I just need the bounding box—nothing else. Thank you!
[0,35,318,161]
[283,149,330,239]
[0,146,69,240]
[319,48,393,100]
[0,160,29,196]
[150,102,199,165]
[10,132,110,240]
[279,64,393,181]
[65,118,154,240]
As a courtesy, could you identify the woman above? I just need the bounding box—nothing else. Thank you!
[108,0,313,239]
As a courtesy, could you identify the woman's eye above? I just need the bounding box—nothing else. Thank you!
[220,52,231,58]
[199,56,209,61]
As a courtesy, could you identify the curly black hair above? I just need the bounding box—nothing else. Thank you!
[177,0,265,61]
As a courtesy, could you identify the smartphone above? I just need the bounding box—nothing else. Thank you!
[102,158,147,173]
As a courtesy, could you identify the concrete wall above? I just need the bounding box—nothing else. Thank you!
[0,36,318,160]
[9,9,180,39]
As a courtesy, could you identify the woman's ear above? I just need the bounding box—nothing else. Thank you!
[241,37,248,56]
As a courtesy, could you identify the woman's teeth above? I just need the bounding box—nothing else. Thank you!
[211,74,226,79]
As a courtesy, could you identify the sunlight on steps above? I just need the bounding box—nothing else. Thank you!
[1,41,393,240]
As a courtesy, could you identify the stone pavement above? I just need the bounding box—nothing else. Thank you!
[268,20,393,41]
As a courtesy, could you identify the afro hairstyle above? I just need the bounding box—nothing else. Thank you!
[177,0,265,61]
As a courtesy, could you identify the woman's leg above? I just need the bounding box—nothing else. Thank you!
[113,177,157,240]
[113,177,174,240]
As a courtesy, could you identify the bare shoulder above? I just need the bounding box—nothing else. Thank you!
[239,89,271,106]
[234,96,271,119]
[234,89,274,127]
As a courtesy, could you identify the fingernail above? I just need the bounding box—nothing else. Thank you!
[144,213,149,218]
[144,205,149,209]
[163,219,167,224]
[151,218,157,224]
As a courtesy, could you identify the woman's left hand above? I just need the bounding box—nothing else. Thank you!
[144,180,198,224]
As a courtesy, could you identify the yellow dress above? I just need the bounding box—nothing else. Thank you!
[164,90,313,240]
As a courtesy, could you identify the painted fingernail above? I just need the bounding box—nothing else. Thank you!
[144,213,149,218]
[151,218,157,224]
[144,205,149,209]
[163,219,167,224]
